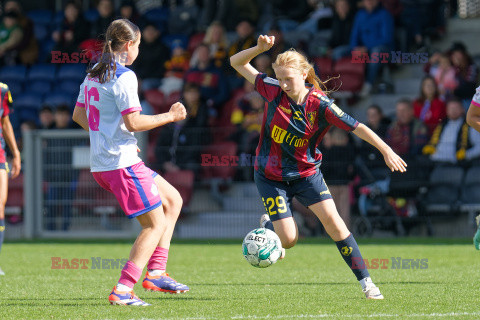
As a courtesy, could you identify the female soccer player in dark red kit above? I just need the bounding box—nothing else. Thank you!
[231,35,407,299]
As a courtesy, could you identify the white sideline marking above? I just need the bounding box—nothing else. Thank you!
[131,312,480,320]
[230,313,480,319]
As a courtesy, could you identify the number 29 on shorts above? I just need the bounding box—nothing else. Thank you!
[262,196,287,216]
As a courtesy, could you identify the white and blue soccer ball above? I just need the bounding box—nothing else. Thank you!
[242,228,283,268]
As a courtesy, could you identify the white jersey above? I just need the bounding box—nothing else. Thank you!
[76,63,142,172]
[472,86,480,107]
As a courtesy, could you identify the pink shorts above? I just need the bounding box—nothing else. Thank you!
[93,162,162,219]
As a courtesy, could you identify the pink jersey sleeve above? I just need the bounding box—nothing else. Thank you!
[472,86,480,108]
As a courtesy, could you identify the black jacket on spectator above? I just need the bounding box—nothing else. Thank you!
[155,101,210,173]
[329,10,355,49]
[132,39,170,80]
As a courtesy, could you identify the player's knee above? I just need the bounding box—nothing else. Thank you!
[163,189,183,216]
[281,234,297,249]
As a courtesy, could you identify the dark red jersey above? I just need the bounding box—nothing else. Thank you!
[254,73,359,181]
[0,82,12,163]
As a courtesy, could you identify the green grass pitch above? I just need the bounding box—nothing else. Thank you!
[0,238,479,319]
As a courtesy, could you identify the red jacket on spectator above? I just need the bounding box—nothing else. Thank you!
[413,97,446,136]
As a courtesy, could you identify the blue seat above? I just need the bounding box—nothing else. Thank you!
[161,34,189,51]
[34,24,49,42]
[57,64,87,81]
[43,92,74,107]
[18,108,39,124]
[15,92,43,110]
[28,64,57,81]
[39,39,56,64]
[6,80,23,96]
[59,80,82,96]
[30,80,53,95]
[0,65,27,82]
[84,9,99,22]
[27,10,53,26]
[144,7,169,23]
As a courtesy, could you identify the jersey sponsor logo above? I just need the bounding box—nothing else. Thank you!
[319,190,330,196]
[341,246,353,256]
[271,125,308,147]
[279,104,291,114]
[307,111,317,127]
[329,103,345,117]
[0,226,4,232]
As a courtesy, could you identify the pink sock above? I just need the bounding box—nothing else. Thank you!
[147,247,169,271]
[118,261,143,289]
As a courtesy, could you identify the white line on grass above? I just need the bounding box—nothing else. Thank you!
[231,312,480,319]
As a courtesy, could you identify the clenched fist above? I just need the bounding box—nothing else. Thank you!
[169,102,187,122]
[257,35,275,52]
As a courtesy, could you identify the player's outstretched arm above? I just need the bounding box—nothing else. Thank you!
[352,123,407,172]
[72,106,89,131]
[467,103,480,133]
[230,35,275,84]
[123,102,187,132]
[1,116,20,178]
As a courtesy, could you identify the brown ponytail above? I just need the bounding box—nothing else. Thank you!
[273,49,332,95]
[87,19,140,84]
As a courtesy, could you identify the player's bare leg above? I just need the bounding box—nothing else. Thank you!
[142,175,189,293]
[109,206,166,306]
[309,199,383,299]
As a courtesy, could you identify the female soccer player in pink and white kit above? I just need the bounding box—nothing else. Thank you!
[73,19,189,306]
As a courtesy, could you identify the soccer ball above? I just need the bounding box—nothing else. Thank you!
[242,228,283,268]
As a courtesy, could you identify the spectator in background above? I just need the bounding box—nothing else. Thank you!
[386,98,428,160]
[227,20,256,89]
[321,127,356,229]
[185,43,229,114]
[3,0,37,65]
[266,24,293,62]
[295,0,334,35]
[397,0,424,51]
[413,76,446,136]
[0,10,22,66]
[271,0,311,28]
[423,98,480,165]
[91,0,115,39]
[118,0,139,24]
[198,0,259,32]
[230,91,264,154]
[449,43,478,104]
[350,0,394,96]
[328,0,355,61]
[253,53,274,77]
[155,83,209,175]
[359,104,391,168]
[428,52,458,100]
[39,106,55,130]
[190,21,229,71]
[132,23,170,91]
[52,1,90,55]
[159,43,190,96]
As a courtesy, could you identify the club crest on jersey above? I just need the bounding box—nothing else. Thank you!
[279,105,291,114]
[307,111,317,126]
